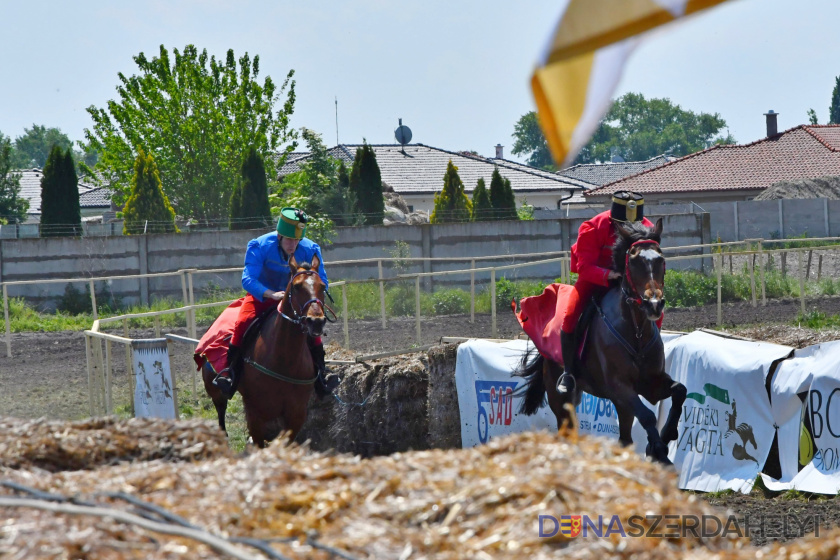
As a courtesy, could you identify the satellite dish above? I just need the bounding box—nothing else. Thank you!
[395,118,412,145]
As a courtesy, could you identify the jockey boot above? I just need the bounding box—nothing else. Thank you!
[309,342,339,398]
[557,331,577,394]
[213,344,241,398]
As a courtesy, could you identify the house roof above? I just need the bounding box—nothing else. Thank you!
[278,144,593,196]
[559,154,673,186]
[14,168,111,214]
[585,125,840,199]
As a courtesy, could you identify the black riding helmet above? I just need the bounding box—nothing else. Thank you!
[610,191,645,222]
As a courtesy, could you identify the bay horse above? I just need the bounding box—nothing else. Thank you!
[516,218,686,465]
[202,255,332,448]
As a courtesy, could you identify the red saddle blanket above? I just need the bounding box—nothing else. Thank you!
[193,297,246,374]
[514,283,574,365]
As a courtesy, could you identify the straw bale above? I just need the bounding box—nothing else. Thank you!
[0,417,231,472]
[0,430,771,559]
[326,353,430,457]
[427,342,462,450]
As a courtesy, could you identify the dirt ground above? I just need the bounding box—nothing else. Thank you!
[2,299,840,546]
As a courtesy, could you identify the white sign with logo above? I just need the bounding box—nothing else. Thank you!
[764,340,840,494]
[663,331,793,493]
[132,339,176,419]
[455,338,682,454]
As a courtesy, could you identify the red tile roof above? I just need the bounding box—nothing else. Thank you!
[585,125,840,198]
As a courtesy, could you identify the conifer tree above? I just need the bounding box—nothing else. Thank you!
[349,142,384,225]
[830,76,840,125]
[40,146,82,236]
[122,148,178,234]
[431,160,471,223]
[471,177,492,221]
[487,167,519,221]
[230,147,272,230]
[502,177,519,220]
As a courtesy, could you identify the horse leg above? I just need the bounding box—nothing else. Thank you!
[202,364,228,434]
[615,404,635,448]
[544,358,574,431]
[640,374,687,446]
[614,385,672,465]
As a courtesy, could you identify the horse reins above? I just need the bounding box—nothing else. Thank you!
[622,239,663,307]
[279,269,338,332]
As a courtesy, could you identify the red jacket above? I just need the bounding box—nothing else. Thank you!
[570,211,654,286]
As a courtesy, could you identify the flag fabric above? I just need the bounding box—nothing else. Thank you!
[532,0,733,166]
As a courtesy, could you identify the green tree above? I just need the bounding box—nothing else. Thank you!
[511,111,555,170]
[830,76,840,125]
[577,93,735,163]
[471,177,492,221]
[122,149,178,235]
[40,146,81,237]
[0,134,29,223]
[83,44,297,223]
[349,141,384,225]
[12,124,73,169]
[807,108,819,125]
[230,147,272,230]
[431,160,471,223]
[488,167,518,220]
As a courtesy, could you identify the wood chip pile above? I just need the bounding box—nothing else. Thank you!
[0,417,231,471]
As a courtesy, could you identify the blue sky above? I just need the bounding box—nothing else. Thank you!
[0,0,837,162]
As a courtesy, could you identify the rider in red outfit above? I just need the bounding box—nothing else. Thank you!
[557,191,656,393]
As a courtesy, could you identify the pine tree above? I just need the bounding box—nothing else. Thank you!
[230,147,272,230]
[431,160,471,224]
[349,142,384,225]
[488,167,517,220]
[830,76,840,125]
[471,177,492,221]
[123,148,178,234]
[502,177,519,220]
[40,146,82,236]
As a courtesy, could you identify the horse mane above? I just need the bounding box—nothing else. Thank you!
[611,221,661,273]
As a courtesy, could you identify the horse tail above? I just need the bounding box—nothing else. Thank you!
[514,347,546,416]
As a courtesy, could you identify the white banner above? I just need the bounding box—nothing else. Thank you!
[763,340,840,493]
[132,339,176,419]
[455,337,685,455]
[663,331,793,493]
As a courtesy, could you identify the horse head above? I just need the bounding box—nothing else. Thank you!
[286,254,328,337]
[613,218,665,322]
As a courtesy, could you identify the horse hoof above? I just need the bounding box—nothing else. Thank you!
[646,443,672,466]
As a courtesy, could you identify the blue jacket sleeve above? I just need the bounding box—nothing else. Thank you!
[242,238,270,301]
[312,242,329,289]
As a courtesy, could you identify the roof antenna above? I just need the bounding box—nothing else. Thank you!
[395,118,412,155]
[335,96,339,146]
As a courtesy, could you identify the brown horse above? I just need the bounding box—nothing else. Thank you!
[202,255,331,447]
[516,218,686,464]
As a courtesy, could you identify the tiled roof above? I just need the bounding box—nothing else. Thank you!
[585,125,840,198]
[278,144,590,194]
[13,168,111,214]
[78,186,112,208]
[558,155,673,186]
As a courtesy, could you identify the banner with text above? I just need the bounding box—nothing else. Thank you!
[132,339,176,419]
[763,340,840,494]
[663,331,793,493]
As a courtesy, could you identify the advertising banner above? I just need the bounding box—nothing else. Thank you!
[663,331,793,493]
[454,338,687,454]
[763,340,840,494]
[132,339,176,419]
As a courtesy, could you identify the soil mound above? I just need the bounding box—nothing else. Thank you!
[755,175,840,200]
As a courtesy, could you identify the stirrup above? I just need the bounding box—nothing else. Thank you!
[213,374,235,397]
[556,372,576,394]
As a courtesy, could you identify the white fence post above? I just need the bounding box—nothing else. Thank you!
[799,249,806,316]
[470,259,475,324]
[378,260,386,329]
[491,268,497,339]
[341,283,349,349]
[89,279,98,320]
[716,252,722,326]
[415,275,422,345]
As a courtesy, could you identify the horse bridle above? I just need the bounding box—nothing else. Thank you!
[621,239,665,340]
[279,269,337,331]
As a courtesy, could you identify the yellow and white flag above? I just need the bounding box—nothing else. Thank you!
[533,0,734,166]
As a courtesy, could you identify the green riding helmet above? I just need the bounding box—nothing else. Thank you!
[277,207,308,239]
